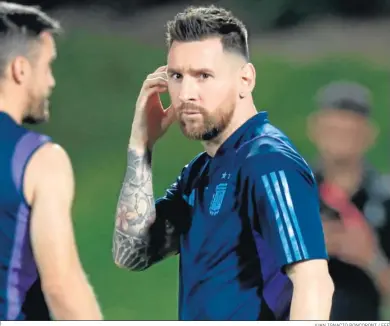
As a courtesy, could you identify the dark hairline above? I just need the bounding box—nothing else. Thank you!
[0,3,61,76]
[164,6,249,61]
[0,2,62,37]
[167,35,249,63]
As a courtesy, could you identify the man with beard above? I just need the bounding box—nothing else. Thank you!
[113,5,334,321]
[0,2,102,320]
[308,81,390,320]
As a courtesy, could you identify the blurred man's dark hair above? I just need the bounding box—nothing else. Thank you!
[165,5,249,61]
[0,1,61,78]
[316,81,372,118]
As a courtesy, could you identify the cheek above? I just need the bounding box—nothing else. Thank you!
[25,77,37,96]
[202,82,236,106]
[27,71,40,89]
[317,126,363,153]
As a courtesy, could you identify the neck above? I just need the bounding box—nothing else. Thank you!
[0,89,24,125]
[202,102,257,157]
[322,158,364,195]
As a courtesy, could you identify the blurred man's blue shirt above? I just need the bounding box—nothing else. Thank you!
[0,112,51,320]
[156,111,328,320]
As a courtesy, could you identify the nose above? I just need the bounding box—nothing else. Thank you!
[178,76,197,103]
[49,71,56,88]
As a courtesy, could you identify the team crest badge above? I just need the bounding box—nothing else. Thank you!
[209,183,228,216]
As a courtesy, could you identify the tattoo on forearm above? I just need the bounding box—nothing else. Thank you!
[113,149,155,270]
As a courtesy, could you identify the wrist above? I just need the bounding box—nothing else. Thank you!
[127,142,152,166]
[365,249,389,278]
[128,141,148,155]
[128,135,153,153]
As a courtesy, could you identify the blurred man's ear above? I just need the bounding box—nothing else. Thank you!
[364,120,379,151]
[11,56,32,85]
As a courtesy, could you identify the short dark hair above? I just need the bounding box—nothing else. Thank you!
[0,2,61,76]
[316,81,372,118]
[166,5,249,61]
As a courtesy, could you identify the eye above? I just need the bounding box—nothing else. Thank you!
[200,73,210,80]
[170,73,182,80]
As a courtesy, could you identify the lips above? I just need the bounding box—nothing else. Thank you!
[181,111,201,115]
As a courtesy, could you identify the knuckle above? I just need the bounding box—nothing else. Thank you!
[142,79,151,89]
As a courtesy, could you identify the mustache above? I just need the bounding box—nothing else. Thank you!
[178,103,206,114]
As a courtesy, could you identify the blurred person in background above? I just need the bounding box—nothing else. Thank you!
[308,81,390,320]
[0,2,102,320]
[113,5,334,321]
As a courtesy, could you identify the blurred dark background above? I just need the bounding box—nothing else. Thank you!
[13,0,390,29]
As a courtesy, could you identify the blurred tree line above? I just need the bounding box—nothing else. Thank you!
[13,0,390,29]
[236,0,390,29]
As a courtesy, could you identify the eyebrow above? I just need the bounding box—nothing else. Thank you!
[167,67,215,75]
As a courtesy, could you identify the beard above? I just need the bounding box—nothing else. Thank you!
[177,101,235,141]
[23,96,50,125]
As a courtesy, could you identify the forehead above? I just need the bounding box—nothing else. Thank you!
[37,32,57,58]
[167,38,228,70]
[317,109,367,127]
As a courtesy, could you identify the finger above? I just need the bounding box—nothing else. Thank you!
[144,72,168,87]
[154,65,167,73]
[163,104,175,117]
[146,71,168,82]
[161,105,177,130]
[145,76,167,85]
[159,102,174,115]
[143,85,168,97]
[149,67,167,80]
[143,77,168,90]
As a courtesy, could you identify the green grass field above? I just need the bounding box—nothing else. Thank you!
[33,30,389,320]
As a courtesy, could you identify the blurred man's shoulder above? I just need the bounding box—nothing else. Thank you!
[362,171,390,232]
[368,171,390,201]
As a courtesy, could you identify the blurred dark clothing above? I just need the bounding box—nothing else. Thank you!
[315,164,390,320]
[22,278,51,321]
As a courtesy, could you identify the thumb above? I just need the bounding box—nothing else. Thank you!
[161,105,176,131]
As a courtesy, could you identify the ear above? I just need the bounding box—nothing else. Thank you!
[10,56,32,85]
[364,119,379,150]
[239,62,256,98]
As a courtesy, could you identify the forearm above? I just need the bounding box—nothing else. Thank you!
[376,267,390,299]
[113,146,157,270]
[43,273,102,320]
[366,251,390,298]
[289,277,334,320]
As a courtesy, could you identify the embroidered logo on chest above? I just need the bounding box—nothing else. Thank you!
[209,172,231,216]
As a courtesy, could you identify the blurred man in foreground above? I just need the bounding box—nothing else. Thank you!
[113,5,333,321]
[308,81,390,320]
[0,2,102,320]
